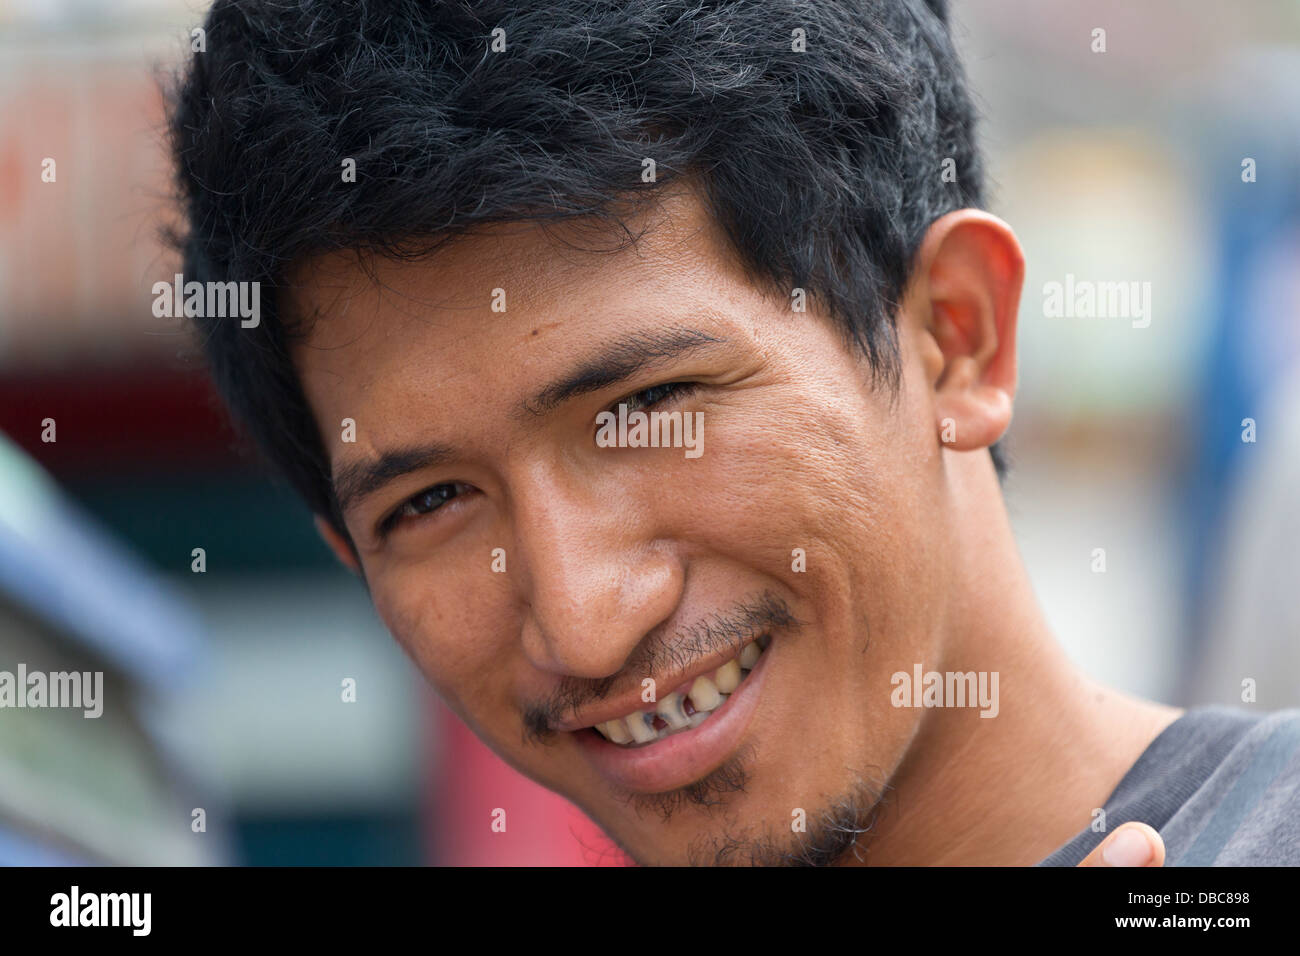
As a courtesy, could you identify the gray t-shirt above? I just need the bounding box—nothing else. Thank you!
[1038,705,1300,866]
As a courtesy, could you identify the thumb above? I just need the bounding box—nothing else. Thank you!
[1077,822,1165,867]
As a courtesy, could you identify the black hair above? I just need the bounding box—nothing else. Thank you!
[168,0,1004,542]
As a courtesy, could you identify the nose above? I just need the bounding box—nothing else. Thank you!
[510,459,683,679]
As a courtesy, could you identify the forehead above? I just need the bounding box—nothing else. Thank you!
[290,186,737,350]
[286,188,763,434]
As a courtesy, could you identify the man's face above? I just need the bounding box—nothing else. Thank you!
[291,187,958,865]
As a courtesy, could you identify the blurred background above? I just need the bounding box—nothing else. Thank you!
[0,0,1296,864]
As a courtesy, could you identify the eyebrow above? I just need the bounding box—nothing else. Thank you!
[334,441,459,518]
[519,326,727,418]
[332,326,728,518]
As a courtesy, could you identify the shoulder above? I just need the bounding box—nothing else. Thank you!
[1036,705,1300,866]
[1164,707,1300,866]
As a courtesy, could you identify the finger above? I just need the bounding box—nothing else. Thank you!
[1077,822,1165,867]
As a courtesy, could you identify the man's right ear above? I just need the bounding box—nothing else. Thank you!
[314,514,362,575]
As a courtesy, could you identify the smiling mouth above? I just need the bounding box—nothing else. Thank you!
[586,634,772,747]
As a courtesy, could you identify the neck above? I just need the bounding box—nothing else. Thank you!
[854,451,1181,866]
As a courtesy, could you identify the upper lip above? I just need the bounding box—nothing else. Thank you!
[551,635,766,734]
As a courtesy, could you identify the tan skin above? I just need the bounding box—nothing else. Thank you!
[293,183,1179,865]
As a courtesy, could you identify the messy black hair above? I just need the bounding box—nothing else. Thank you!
[168,0,1003,544]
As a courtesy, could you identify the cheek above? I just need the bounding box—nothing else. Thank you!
[659,380,897,584]
[369,559,514,723]
[676,374,945,661]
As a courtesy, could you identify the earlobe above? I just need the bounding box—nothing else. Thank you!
[314,514,362,574]
[908,210,1025,453]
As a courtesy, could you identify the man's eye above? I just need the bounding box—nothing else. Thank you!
[381,482,470,534]
[618,381,699,413]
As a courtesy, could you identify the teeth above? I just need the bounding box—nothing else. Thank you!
[588,637,770,746]
[603,718,631,744]
[714,659,741,694]
[657,692,690,730]
[688,675,721,711]
[626,712,657,744]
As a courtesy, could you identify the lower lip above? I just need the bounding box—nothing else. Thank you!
[573,642,774,794]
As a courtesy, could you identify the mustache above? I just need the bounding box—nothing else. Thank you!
[522,590,801,745]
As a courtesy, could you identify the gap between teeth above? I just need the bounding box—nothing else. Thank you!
[593,636,768,746]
